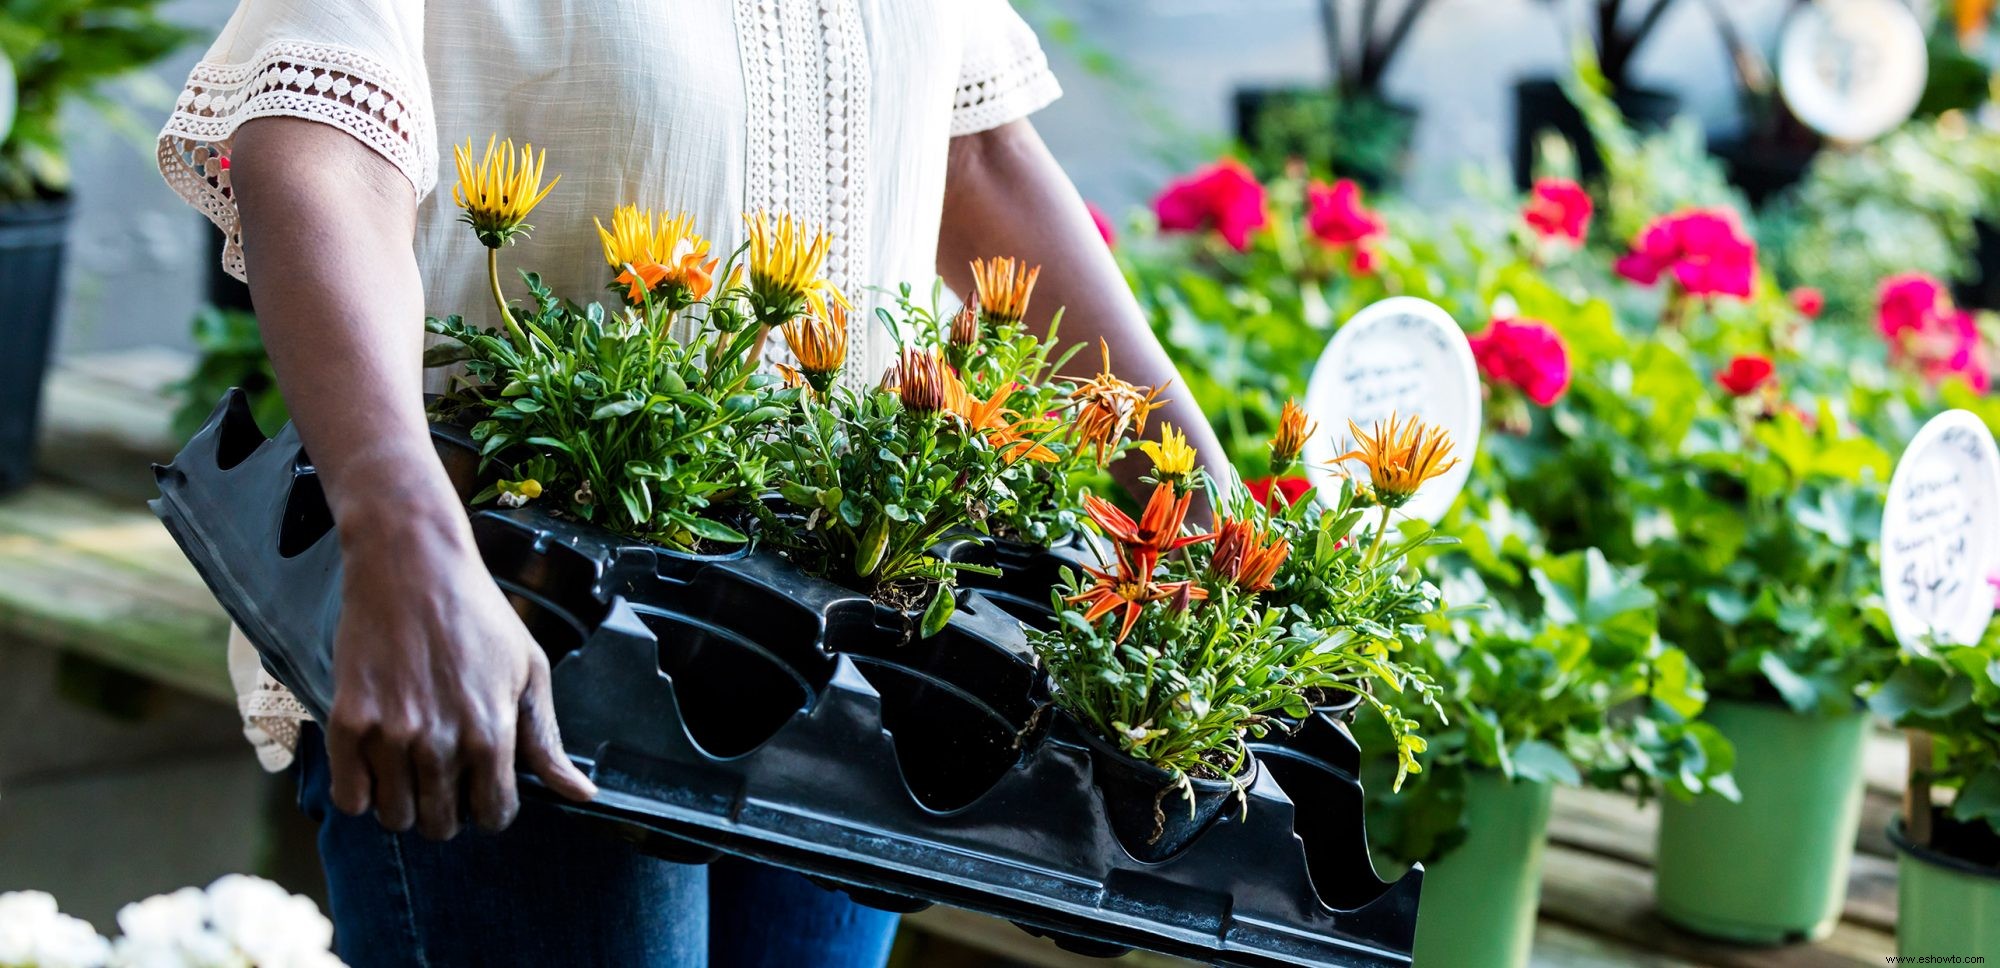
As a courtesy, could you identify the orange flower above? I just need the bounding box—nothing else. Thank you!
[781,303,850,391]
[950,301,980,347]
[1083,482,1213,574]
[1270,398,1317,473]
[970,257,1040,327]
[1332,413,1460,510]
[1068,340,1167,462]
[895,348,963,414]
[595,207,719,307]
[1067,560,1209,643]
[954,381,1057,463]
[1209,517,1290,593]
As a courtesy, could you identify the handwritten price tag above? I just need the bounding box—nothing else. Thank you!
[1778,0,1927,145]
[1880,410,2000,652]
[1301,297,1481,526]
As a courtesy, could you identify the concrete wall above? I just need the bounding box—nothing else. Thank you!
[54,0,1811,358]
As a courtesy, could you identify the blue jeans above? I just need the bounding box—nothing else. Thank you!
[296,725,900,967]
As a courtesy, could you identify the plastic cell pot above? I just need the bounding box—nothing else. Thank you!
[1890,813,2000,958]
[1654,699,1870,944]
[0,194,73,495]
[1408,771,1554,968]
[1079,728,1255,864]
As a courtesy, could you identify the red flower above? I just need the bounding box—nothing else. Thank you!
[1523,178,1591,243]
[1716,354,1776,397]
[1153,160,1268,252]
[1790,287,1824,319]
[1468,317,1571,406]
[1246,476,1312,508]
[1877,273,1993,392]
[1087,201,1117,249]
[1614,208,1758,300]
[1306,178,1385,273]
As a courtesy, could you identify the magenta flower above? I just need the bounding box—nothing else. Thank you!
[1876,273,1993,392]
[1153,160,1269,252]
[1087,201,1117,249]
[1790,287,1824,319]
[1716,354,1777,397]
[1468,317,1571,406]
[1306,178,1386,273]
[1614,208,1758,300]
[1523,178,1592,244]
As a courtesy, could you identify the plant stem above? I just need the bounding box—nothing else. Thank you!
[1364,504,1392,569]
[487,247,530,350]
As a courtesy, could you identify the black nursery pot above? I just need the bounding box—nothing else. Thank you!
[1709,135,1821,210]
[955,532,1099,632]
[1958,219,2000,312]
[0,195,74,496]
[1512,77,1679,188]
[1079,726,1256,864]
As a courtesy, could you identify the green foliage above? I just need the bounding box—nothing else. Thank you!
[1872,624,2000,837]
[171,306,287,441]
[0,0,193,202]
[1238,88,1413,191]
[426,270,785,552]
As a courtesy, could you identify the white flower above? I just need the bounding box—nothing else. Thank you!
[0,891,111,968]
[203,877,335,968]
[113,890,206,950]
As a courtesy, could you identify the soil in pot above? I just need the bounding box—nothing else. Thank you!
[1080,728,1254,864]
[1409,771,1554,968]
[1891,812,2000,957]
[1512,78,1679,188]
[0,195,73,496]
[1654,698,1869,944]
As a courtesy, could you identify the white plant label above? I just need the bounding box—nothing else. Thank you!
[1778,0,1928,144]
[1880,410,2000,652]
[1301,297,1481,526]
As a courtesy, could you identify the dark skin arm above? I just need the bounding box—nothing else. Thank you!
[938,119,1229,502]
[230,117,596,840]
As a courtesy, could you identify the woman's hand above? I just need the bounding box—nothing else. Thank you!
[939,119,1230,515]
[231,118,595,839]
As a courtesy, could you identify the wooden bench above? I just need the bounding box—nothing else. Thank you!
[8,352,1905,965]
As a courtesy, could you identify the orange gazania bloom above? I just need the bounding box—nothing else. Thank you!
[781,303,850,389]
[895,348,963,414]
[971,257,1041,327]
[1333,413,1460,510]
[1209,517,1290,593]
[949,301,980,347]
[954,381,1057,463]
[1270,398,1316,473]
[1083,481,1213,571]
[595,207,719,305]
[1067,561,1209,643]
[1068,341,1167,462]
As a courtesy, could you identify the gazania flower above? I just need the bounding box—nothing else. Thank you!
[1067,559,1209,643]
[949,301,980,348]
[1068,341,1167,462]
[594,207,719,306]
[1084,482,1213,574]
[1333,414,1460,510]
[971,257,1041,328]
[453,135,559,249]
[1138,423,1198,484]
[894,348,962,414]
[955,381,1057,463]
[744,210,843,326]
[1269,398,1316,474]
[781,303,850,392]
[1209,517,1289,593]
[776,364,809,391]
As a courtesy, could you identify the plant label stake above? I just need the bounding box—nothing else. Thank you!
[1300,296,1480,526]
[1777,0,1927,146]
[1879,409,2000,656]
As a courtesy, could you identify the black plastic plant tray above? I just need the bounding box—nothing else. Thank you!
[152,392,1424,967]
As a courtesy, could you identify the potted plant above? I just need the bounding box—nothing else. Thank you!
[1029,414,1450,862]
[1514,2,1687,187]
[0,0,190,493]
[1873,623,2000,957]
[1235,0,1437,188]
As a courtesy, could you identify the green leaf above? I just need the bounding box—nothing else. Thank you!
[1509,740,1582,786]
[592,399,645,419]
[682,517,748,544]
[920,585,955,638]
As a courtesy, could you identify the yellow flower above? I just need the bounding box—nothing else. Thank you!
[1332,413,1460,509]
[1269,398,1317,474]
[970,257,1041,328]
[781,303,850,392]
[496,478,543,509]
[594,206,719,307]
[1068,340,1167,463]
[1138,423,1197,483]
[453,135,559,248]
[744,210,844,326]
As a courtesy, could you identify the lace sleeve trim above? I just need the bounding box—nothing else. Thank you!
[950,40,1062,137]
[157,40,437,283]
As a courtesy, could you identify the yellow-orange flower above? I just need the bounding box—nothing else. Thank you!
[780,303,850,392]
[1084,481,1212,574]
[453,135,559,248]
[970,257,1041,328]
[1332,414,1460,509]
[1138,423,1197,483]
[1067,562,1208,644]
[1068,340,1167,463]
[955,381,1057,464]
[1209,517,1289,593]
[1270,398,1316,473]
[594,207,718,306]
[894,348,962,414]
[950,302,980,348]
[744,210,844,325]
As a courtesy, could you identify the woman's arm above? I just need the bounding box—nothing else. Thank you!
[938,119,1230,498]
[229,118,594,840]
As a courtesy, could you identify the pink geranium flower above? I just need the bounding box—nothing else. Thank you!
[1716,354,1777,397]
[1153,160,1268,252]
[1468,317,1571,406]
[1876,273,1993,392]
[1523,178,1592,244]
[1087,201,1117,249]
[1790,287,1824,319]
[1306,178,1386,273]
[1614,208,1758,300]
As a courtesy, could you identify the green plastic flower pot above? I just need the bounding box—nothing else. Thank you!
[1655,699,1869,944]
[1412,771,1555,968]
[1891,817,2000,957]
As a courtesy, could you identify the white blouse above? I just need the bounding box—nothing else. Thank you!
[157,0,1062,769]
